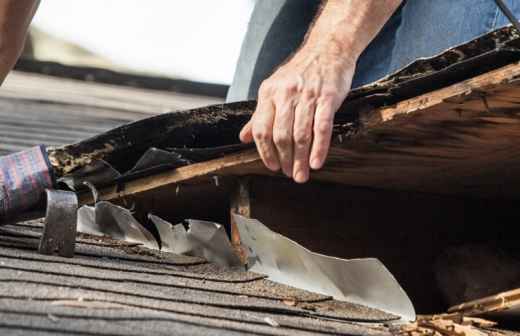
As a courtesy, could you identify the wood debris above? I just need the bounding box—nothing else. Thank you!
[263,317,280,328]
[399,314,497,336]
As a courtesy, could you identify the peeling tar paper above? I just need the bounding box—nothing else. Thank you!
[233,214,416,321]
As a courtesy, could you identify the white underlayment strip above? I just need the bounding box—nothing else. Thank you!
[233,214,416,321]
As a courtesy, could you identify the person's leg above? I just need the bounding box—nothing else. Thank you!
[351,7,403,88]
[228,0,520,101]
[388,0,520,78]
[226,0,320,102]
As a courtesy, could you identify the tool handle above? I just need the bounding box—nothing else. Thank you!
[0,145,55,222]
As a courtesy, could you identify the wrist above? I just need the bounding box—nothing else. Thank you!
[296,37,360,69]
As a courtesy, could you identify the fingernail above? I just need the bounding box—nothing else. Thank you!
[310,158,321,170]
[269,162,280,171]
[294,171,308,183]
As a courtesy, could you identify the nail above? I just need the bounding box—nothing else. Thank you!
[294,171,308,183]
[310,158,321,170]
[269,161,280,171]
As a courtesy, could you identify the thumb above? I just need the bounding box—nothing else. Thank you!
[239,119,254,143]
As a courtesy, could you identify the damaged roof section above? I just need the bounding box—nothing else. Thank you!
[72,188,414,320]
[4,23,520,336]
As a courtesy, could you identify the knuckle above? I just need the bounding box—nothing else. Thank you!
[253,127,272,142]
[259,81,274,97]
[294,131,312,146]
[315,120,332,135]
[273,131,291,146]
[320,87,339,100]
[276,84,298,100]
[302,88,318,100]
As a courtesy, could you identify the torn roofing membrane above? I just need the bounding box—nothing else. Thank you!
[233,214,416,321]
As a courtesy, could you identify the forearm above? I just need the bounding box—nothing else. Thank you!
[299,0,402,63]
[0,0,40,84]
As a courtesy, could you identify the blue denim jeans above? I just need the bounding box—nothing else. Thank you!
[227,0,520,102]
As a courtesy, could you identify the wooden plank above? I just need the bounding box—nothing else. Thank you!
[368,61,520,124]
[79,150,262,204]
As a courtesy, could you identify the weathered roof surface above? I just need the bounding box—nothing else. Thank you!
[0,220,397,335]
[0,68,224,156]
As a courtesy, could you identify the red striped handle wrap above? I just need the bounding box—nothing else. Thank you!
[0,145,54,219]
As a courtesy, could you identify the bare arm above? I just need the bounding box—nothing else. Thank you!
[240,0,402,183]
[0,0,40,84]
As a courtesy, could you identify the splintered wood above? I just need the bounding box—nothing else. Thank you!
[449,287,520,320]
[400,315,497,336]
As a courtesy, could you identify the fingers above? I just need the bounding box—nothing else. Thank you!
[239,120,253,143]
[251,99,280,171]
[272,99,295,177]
[310,98,336,170]
[292,99,315,183]
[245,93,335,180]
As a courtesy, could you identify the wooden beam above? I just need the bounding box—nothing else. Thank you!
[78,150,262,205]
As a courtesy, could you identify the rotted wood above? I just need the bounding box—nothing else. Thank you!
[229,177,251,264]
[448,287,520,320]
[77,60,520,202]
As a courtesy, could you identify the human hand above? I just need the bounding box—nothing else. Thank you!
[239,50,356,183]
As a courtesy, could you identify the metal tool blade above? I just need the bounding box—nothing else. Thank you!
[38,189,78,257]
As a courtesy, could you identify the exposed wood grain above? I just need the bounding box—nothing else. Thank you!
[369,61,520,124]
